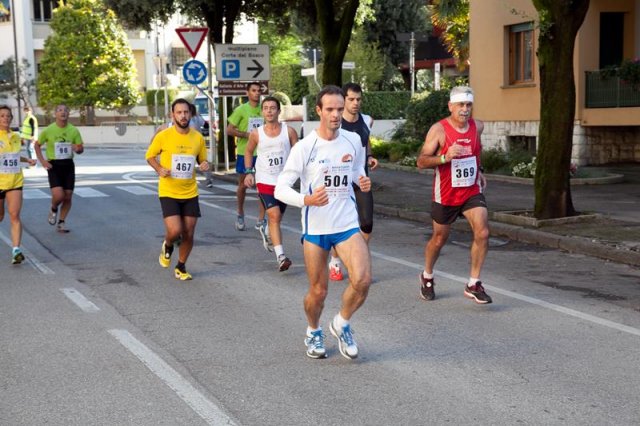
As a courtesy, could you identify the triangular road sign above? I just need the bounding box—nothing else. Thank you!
[176,27,208,58]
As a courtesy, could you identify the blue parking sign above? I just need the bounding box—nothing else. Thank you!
[221,60,240,79]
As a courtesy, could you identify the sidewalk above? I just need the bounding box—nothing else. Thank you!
[370,163,640,267]
[205,161,640,267]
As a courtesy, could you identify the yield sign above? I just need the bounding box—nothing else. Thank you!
[176,27,208,58]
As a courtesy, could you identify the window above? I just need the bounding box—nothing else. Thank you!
[33,0,56,22]
[508,135,536,155]
[508,22,534,84]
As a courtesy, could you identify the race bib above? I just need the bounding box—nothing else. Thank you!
[322,164,351,200]
[171,154,195,179]
[265,150,285,175]
[54,142,72,159]
[451,157,477,187]
[248,117,264,131]
[0,153,20,174]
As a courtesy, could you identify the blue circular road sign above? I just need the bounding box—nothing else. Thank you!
[182,59,208,85]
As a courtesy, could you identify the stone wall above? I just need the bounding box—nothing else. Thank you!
[482,121,640,165]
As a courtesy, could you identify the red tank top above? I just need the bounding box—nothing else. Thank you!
[432,118,481,206]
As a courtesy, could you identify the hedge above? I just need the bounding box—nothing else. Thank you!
[304,91,411,120]
[269,64,309,105]
[145,88,179,118]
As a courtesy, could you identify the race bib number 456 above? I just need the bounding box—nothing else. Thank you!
[0,153,20,174]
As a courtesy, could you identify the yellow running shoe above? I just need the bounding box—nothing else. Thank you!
[159,241,172,268]
[174,267,192,281]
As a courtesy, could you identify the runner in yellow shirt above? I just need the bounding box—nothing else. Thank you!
[0,105,37,264]
[146,98,209,280]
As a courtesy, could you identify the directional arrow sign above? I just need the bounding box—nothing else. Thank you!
[215,44,270,81]
[176,27,208,58]
[182,59,207,85]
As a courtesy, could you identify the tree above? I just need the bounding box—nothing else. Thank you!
[532,0,590,219]
[343,30,385,90]
[0,57,36,105]
[38,0,140,124]
[429,0,469,71]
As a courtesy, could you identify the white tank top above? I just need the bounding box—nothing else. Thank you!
[255,124,291,186]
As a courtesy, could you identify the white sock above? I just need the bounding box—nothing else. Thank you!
[422,271,434,280]
[468,277,480,287]
[330,256,341,267]
[333,313,349,330]
[307,326,321,335]
[12,246,19,252]
[274,245,284,258]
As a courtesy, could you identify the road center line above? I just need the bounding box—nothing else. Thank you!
[125,173,640,338]
[61,287,100,313]
[108,329,236,426]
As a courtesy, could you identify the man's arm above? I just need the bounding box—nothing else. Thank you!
[417,123,447,169]
[243,130,259,187]
[287,126,299,147]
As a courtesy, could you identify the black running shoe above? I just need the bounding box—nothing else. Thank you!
[463,281,493,304]
[419,274,435,300]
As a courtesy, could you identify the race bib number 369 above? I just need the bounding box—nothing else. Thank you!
[171,154,195,179]
[451,157,477,188]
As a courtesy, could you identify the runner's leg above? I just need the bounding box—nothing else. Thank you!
[303,240,330,329]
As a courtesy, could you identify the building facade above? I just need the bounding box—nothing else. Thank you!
[470,0,640,165]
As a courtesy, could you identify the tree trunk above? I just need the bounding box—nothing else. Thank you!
[532,0,590,219]
[315,0,359,87]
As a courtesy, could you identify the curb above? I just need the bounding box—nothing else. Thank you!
[202,169,640,267]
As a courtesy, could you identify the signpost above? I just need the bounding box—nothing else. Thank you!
[218,81,268,96]
[215,44,271,81]
[175,27,208,58]
[182,59,208,85]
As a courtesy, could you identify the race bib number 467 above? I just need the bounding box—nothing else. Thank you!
[171,154,195,179]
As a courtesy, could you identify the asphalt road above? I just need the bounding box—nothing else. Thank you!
[1,147,639,425]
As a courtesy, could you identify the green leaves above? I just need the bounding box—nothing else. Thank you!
[37,0,141,117]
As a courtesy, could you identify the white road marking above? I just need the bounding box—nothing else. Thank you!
[74,187,109,198]
[61,287,100,312]
[108,329,236,426]
[116,185,157,195]
[125,173,640,338]
[22,189,50,199]
[0,230,54,274]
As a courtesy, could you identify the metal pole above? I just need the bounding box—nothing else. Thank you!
[223,97,229,171]
[10,0,22,122]
[206,34,218,172]
[410,32,415,97]
[313,49,321,88]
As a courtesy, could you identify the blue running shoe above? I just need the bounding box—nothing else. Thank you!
[330,320,358,360]
[304,329,326,359]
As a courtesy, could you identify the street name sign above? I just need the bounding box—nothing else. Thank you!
[342,62,355,69]
[176,27,208,58]
[218,81,269,96]
[215,44,270,81]
[182,59,207,85]
[301,68,316,76]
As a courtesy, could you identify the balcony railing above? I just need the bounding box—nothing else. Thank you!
[585,70,640,108]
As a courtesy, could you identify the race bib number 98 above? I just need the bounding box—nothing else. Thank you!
[54,142,72,159]
[171,154,195,179]
[248,117,264,131]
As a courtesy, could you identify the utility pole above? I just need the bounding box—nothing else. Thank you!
[410,32,415,97]
[10,0,22,122]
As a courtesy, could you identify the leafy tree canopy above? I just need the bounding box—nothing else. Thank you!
[37,0,140,120]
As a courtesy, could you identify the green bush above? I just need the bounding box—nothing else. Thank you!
[396,89,450,141]
[271,91,291,106]
[370,137,392,159]
[480,147,536,175]
[270,64,308,104]
[388,139,422,162]
[305,91,411,120]
[145,88,179,118]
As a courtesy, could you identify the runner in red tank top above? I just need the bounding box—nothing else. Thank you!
[415,86,492,305]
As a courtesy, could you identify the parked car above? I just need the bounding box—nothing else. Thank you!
[193,94,218,138]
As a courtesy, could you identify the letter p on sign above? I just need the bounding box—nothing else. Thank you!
[222,60,240,79]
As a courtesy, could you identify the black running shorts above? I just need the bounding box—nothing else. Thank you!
[159,196,201,218]
[47,159,75,190]
[431,193,487,225]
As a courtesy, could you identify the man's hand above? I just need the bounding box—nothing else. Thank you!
[42,160,52,170]
[244,173,255,188]
[368,156,378,170]
[157,167,171,178]
[73,144,84,154]
[304,185,329,206]
[359,175,372,192]
[199,160,210,172]
[479,171,487,190]
[445,143,465,161]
